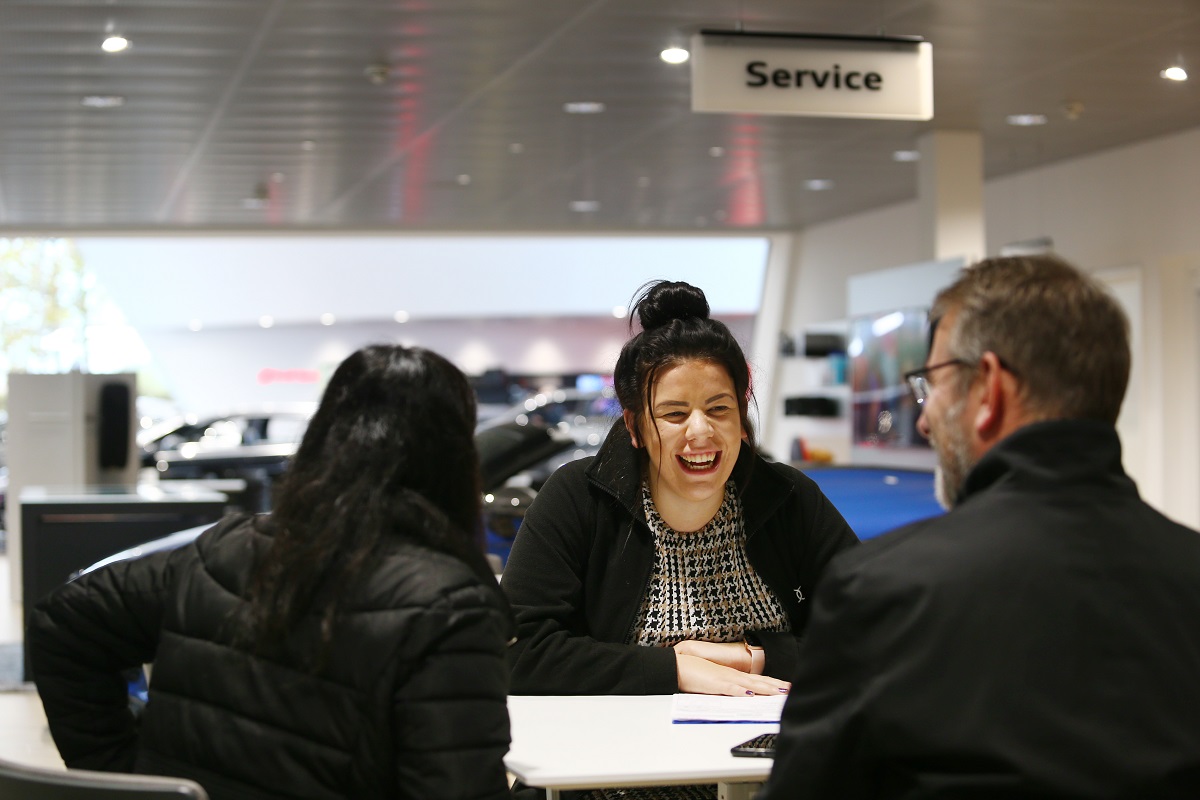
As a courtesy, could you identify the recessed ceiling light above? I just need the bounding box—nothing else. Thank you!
[300,140,316,151]
[188,319,203,332]
[709,146,725,157]
[569,200,600,212]
[612,305,628,319]
[363,63,391,85]
[892,149,920,162]
[456,174,472,186]
[1006,113,1048,126]
[101,35,129,53]
[1161,66,1188,82]
[660,47,690,64]
[393,310,410,323]
[563,101,605,114]
[259,315,275,329]
[509,142,524,155]
[80,95,125,108]
[319,313,336,326]
[805,179,834,191]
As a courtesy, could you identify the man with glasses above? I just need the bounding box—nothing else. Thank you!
[758,254,1200,799]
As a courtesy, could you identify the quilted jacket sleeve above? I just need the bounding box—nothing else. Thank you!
[392,583,514,800]
[27,544,194,771]
[502,462,680,695]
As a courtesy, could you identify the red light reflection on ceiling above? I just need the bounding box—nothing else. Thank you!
[722,120,765,227]
[391,21,431,223]
[266,177,284,225]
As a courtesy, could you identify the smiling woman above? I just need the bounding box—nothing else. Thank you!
[501,279,861,799]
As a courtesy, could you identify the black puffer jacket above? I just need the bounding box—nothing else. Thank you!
[28,514,514,800]
[503,423,859,694]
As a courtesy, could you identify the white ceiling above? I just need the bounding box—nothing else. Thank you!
[4,0,1200,334]
[1,0,1198,233]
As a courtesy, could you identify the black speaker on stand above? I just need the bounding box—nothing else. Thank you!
[98,381,132,470]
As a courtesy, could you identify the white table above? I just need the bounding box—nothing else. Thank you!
[506,695,778,800]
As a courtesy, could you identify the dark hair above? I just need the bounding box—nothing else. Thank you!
[932,254,1131,424]
[239,344,489,664]
[614,280,756,458]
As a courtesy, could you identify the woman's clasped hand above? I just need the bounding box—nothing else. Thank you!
[673,640,792,696]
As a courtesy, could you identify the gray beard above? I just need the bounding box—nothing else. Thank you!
[933,394,975,510]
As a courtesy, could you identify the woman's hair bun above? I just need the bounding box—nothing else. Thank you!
[633,280,710,331]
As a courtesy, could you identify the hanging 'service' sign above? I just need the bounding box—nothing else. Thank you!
[691,31,934,121]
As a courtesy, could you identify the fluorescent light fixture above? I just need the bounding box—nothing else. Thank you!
[660,47,689,64]
[1006,113,1048,126]
[563,101,605,114]
[892,150,920,162]
[872,311,905,337]
[805,179,834,191]
[80,95,125,108]
[709,146,725,157]
[259,315,275,329]
[569,200,600,212]
[1161,66,1188,81]
[319,313,335,326]
[241,197,267,210]
[999,236,1054,257]
[101,35,129,53]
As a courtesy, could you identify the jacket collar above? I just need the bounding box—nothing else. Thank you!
[960,418,1134,504]
[586,419,793,535]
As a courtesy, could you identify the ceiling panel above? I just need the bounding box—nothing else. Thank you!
[0,0,1197,231]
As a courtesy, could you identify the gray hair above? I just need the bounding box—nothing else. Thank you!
[931,255,1130,424]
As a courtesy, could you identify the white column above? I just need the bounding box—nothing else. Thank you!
[749,233,797,453]
[917,130,985,264]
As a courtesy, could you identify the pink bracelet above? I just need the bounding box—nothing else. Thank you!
[744,641,765,675]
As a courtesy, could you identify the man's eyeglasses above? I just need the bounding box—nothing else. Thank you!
[904,356,1019,405]
[904,359,969,405]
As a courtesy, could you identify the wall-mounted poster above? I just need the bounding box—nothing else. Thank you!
[848,307,930,450]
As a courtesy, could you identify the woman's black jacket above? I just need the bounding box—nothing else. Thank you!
[502,424,859,694]
[28,513,515,800]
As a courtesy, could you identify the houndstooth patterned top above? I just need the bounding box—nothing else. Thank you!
[584,484,791,800]
[633,481,789,648]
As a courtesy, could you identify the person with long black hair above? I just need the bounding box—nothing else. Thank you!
[504,280,859,697]
[29,345,514,800]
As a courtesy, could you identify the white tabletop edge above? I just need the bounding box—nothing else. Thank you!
[505,694,778,790]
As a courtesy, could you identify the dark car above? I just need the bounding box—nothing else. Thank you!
[141,404,317,512]
[127,416,585,570]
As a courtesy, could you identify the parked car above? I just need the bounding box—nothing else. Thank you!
[139,404,316,467]
[130,412,580,568]
[477,386,619,443]
[476,387,619,486]
[140,404,317,512]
